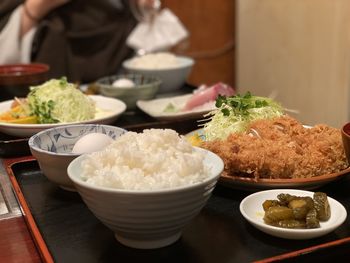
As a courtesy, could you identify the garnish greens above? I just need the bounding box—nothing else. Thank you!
[163,103,178,113]
[27,77,95,124]
[203,92,284,140]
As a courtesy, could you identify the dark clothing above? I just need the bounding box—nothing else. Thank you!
[0,0,137,83]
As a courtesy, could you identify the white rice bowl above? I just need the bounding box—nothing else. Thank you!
[79,129,210,190]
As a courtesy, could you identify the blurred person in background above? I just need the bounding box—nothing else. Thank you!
[0,0,137,83]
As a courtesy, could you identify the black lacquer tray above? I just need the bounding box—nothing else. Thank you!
[7,159,350,263]
[0,133,30,157]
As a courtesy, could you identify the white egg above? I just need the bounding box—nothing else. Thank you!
[72,133,114,154]
[112,78,135,88]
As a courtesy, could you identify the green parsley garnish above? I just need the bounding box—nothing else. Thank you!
[163,103,178,113]
[202,91,284,140]
[216,92,270,116]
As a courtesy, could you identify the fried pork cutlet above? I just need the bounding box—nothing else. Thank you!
[201,115,348,180]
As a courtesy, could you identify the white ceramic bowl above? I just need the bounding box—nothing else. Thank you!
[123,56,194,93]
[240,189,347,239]
[67,147,224,249]
[28,124,126,191]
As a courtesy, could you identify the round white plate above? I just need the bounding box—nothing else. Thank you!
[239,189,347,239]
[0,95,126,137]
[136,94,215,121]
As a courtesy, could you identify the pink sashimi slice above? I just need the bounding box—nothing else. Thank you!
[182,82,235,111]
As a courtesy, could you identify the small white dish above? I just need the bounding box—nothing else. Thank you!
[0,95,126,137]
[136,94,215,121]
[239,189,347,239]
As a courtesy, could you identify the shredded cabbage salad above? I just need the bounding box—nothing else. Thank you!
[27,77,96,124]
[202,92,284,140]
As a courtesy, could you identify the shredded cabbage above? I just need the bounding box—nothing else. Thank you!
[27,77,95,124]
[203,92,284,141]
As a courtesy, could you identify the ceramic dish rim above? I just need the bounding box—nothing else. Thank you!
[96,74,162,91]
[123,56,194,72]
[136,94,214,120]
[67,146,224,195]
[28,124,127,157]
[239,189,347,235]
[0,95,126,129]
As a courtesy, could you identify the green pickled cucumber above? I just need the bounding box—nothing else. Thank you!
[262,192,330,230]
[264,206,294,223]
[272,219,306,229]
[262,199,280,211]
[313,192,331,221]
[306,208,320,228]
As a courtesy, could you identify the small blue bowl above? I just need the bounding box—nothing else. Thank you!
[28,124,126,191]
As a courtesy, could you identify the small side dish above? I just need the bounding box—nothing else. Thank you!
[96,74,161,109]
[240,189,347,239]
[136,82,234,120]
[29,124,126,191]
[263,192,330,229]
[162,82,235,113]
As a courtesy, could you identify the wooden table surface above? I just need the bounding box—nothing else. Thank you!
[0,216,41,263]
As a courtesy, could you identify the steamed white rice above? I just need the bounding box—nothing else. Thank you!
[79,129,210,190]
[128,52,180,69]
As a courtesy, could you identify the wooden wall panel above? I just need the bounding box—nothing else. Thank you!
[162,0,236,87]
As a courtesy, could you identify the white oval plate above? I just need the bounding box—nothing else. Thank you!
[0,95,126,137]
[239,189,347,239]
[136,94,215,121]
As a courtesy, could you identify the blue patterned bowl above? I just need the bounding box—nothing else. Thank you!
[28,124,126,191]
